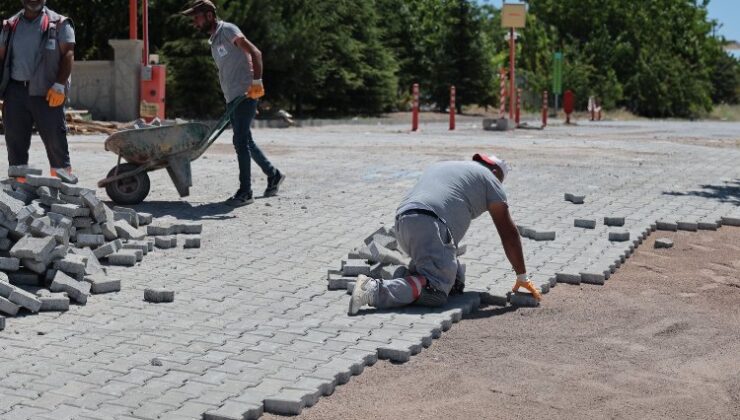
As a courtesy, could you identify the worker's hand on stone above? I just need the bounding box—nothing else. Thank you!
[46,83,66,107]
[247,79,265,99]
[512,273,542,301]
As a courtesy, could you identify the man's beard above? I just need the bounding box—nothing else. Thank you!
[23,2,44,12]
[199,21,213,34]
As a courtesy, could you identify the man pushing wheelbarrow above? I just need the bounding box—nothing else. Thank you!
[98,0,285,206]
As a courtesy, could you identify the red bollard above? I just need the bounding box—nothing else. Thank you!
[515,88,522,126]
[542,91,548,129]
[412,83,419,132]
[449,85,456,131]
[499,68,507,119]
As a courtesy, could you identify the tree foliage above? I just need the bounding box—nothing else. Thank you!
[0,0,736,118]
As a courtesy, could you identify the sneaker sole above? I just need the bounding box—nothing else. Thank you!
[264,174,286,197]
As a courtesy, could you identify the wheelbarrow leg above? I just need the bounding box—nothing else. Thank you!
[166,156,193,198]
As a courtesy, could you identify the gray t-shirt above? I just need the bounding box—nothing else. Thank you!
[1,13,75,81]
[209,21,252,103]
[397,161,507,244]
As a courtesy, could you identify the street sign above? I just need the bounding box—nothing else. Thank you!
[552,52,563,95]
[502,3,526,28]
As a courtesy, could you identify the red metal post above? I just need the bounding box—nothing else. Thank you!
[515,88,522,125]
[499,68,507,119]
[412,83,419,132]
[142,0,149,64]
[542,91,548,128]
[509,28,516,120]
[129,0,138,40]
[449,85,456,131]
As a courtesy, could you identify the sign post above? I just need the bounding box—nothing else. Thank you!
[552,52,563,115]
[501,3,526,127]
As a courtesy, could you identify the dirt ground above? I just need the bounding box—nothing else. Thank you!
[265,227,740,420]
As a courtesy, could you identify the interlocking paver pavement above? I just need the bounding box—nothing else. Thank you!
[0,119,739,419]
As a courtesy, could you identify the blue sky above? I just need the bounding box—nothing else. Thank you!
[478,0,739,42]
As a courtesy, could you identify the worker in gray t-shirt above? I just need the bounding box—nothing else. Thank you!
[181,0,284,207]
[0,0,77,184]
[349,153,541,315]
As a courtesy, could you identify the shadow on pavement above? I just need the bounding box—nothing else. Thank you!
[115,200,238,221]
[662,179,740,206]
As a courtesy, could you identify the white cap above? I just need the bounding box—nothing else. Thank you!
[472,152,511,181]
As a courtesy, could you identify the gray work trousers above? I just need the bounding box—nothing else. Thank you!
[2,81,71,169]
[374,212,460,309]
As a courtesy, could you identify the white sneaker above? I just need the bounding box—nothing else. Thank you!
[348,275,377,316]
[52,168,78,184]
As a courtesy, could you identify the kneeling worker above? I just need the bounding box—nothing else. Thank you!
[349,152,541,315]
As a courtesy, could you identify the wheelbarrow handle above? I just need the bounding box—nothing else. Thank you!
[192,96,247,160]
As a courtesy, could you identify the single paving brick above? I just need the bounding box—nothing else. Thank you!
[608,230,630,242]
[113,207,139,227]
[137,212,153,226]
[114,220,145,240]
[368,242,409,265]
[0,190,27,220]
[556,272,581,285]
[203,401,263,420]
[39,292,70,311]
[531,230,556,241]
[564,193,585,204]
[154,236,177,249]
[76,234,105,248]
[697,220,719,230]
[656,220,678,231]
[264,387,321,416]
[580,271,606,285]
[8,288,42,312]
[147,222,176,236]
[26,175,62,189]
[0,257,20,271]
[677,221,698,231]
[183,235,201,248]
[380,264,407,280]
[508,291,540,307]
[51,203,90,218]
[50,271,91,304]
[0,295,20,315]
[107,250,138,267]
[93,240,123,260]
[84,273,121,294]
[8,271,41,286]
[655,238,674,249]
[122,241,149,255]
[721,216,740,227]
[341,259,371,277]
[574,218,596,229]
[8,166,42,177]
[604,217,625,227]
[144,288,174,303]
[10,235,55,262]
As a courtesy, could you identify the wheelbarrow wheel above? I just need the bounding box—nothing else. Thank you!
[105,163,151,205]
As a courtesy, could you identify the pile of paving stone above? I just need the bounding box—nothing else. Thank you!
[0,169,202,331]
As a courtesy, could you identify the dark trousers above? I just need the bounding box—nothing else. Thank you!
[230,97,275,195]
[3,81,71,169]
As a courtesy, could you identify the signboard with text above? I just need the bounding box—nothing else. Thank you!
[501,3,527,28]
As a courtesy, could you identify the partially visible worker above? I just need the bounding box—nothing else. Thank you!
[181,0,285,207]
[349,152,541,315]
[0,0,77,183]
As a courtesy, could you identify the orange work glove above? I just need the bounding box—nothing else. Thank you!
[46,83,66,107]
[247,79,265,99]
[512,273,542,301]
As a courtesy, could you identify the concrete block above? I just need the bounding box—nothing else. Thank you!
[0,296,20,315]
[22,259,48,274]
[532,230,556,241]
[0,190,25,219]
[327,270,356,290]
[370,234,397,251]
[113,207,139,228]
[144,288,174,303]
[721,216,740,227]
[574,218,596,229]
[80,191,108,223]
[84,273,121,294]
[72,217,94,228]
[677,221,698,231]
[0,276,12,298]
[363,226,390,245]
[0,315,4,330]
[6,188,34,204]
[154,235,177,249]
[564,193,585,204]
[183,235,201,248]
[341,259,371,277]
[608,230,630,242]
[50,271,90,304]
[655,238,674,249]
[10,236,55,262]
[137,212,153,226]
[107,250,138,266]
[39,293,69,311]
[176,222,202,234]
[55,254,88,276]
[122,241,149,255]
[71,247,105,275]
[656,220,678,231]
[380,264,407,280]
[347,245,373,260]
[604,217,625,227]
[146,238,154,252]
[8,288,42,313]
[147,222,175,236]
[580,272,606,285]
[508,291,540,307]
[47,212,73,229]
[698,221,719,230]
[8,166,42,177]
[264,388,321,415]
[114,220,145,240]
[101,216,118,240]
[8,271,41,286]
[26,175,62,189]
[59,193,84,206]
[368,242,409,265]
[93,240,123,260]
[59,183,89,197]
[0,226,9,238]
[75,234,105,248]
[0,257,20,271]
[51,203,90,218]
[556,272,581,285]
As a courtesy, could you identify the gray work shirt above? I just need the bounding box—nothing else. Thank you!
[209,21,252,103]
[397,161,507,244]
[0,13,75,81]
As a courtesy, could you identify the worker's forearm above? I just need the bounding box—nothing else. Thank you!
[502,235,526,275]
[56,51,74,85]
[252,52,263,80]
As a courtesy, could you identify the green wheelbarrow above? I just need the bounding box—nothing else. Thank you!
[97,97,244,205]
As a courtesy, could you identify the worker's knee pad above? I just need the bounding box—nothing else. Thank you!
[413,286,448,307]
